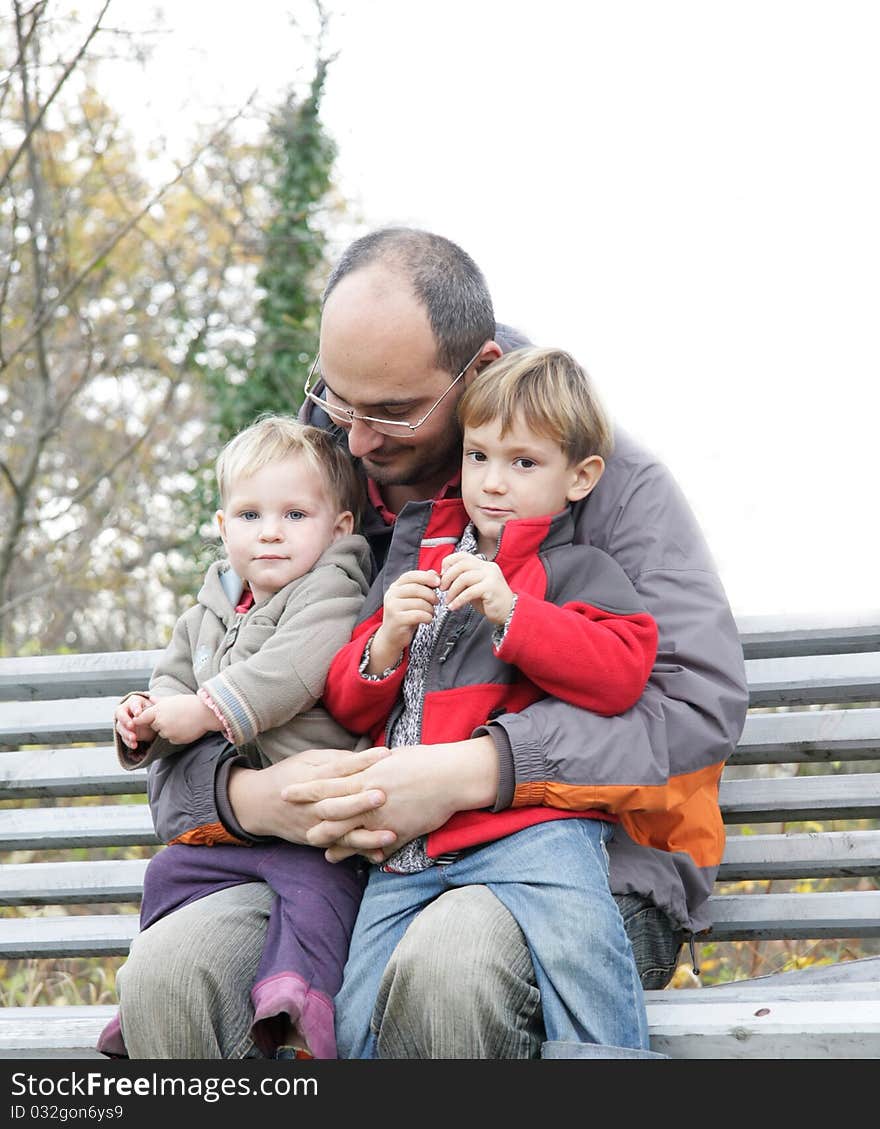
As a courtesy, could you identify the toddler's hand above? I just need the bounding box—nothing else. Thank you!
[137,693,217,746]
[114,694,154,750]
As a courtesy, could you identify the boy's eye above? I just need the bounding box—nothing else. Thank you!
[240,510,259,521]
[513,458,537,470]
[464,450,486,463]
[285,510,306,521]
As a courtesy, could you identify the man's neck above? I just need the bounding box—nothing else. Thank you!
[380,475,455,515]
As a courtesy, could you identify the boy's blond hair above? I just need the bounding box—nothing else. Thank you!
[216,414,365,526]
[458,346,613,464]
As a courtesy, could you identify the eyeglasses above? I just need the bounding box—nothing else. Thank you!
[302,345,485,437]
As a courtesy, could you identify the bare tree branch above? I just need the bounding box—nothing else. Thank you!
[0,97,256,377]
[0,0,112,192]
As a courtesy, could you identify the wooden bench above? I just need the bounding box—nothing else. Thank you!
[1,614,879,1058]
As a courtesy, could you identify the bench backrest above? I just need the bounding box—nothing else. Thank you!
[1,616,879,964]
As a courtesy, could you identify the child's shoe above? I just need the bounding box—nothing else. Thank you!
[275,1046,314,1060]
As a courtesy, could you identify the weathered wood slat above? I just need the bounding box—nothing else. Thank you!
[3,889,877,959]
[706,889,880,940]
[0,859,150,906]
[6,773,869,856]
[718,771,880,823]
[731,707,880,765]
[2,996,879,1060]
[744,652,880,707]
[0,697,117,746]
[0,1006,116,1057]
[0,747,146,799]
[3,829,875,908]
[0,803,157,852]
[0,651,159,703]
[645,990,880,1058]
[0,913,140,958]
[718,829,880,880]
[736,614,880,659]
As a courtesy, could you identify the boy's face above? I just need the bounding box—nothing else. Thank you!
[216,452,353,605]
[461,413,603,556]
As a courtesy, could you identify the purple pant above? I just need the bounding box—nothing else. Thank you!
[98,842,366,1059]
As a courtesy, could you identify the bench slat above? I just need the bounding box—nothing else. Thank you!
[3,890,878,959]
[0,859,150,906]
[0,698,117,746]
[0,652,158,703]
[0,1006,116,1057]
[0,747,146,799]
[706,889,880,939]
[3,654,878,747]
[0,804,157,852]
[0,913,140,958]
[3,829,876,907]
[718,829,880,880]
[744,652,880,707]
[718,771,880,823]
[730,707,880,765]
[2,776,877,853]
[736,615,880,659]
[645,990,880,1058]
[2,995,879,1059]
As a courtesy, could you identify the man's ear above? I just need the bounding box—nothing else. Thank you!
[216,510,227,544]
[333,511,355,540]
[463,340,503,386]
[567,455,605,503]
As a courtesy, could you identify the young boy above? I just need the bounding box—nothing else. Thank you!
[100,415,372,1060]
[323,347,662,1058]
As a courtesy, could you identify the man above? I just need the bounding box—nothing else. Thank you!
[114,227,748,1059]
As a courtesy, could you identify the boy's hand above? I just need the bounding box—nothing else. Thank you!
[114,694,154,750]
[369,569,440,673]
[137,693,219,746]
[441,552,515,625]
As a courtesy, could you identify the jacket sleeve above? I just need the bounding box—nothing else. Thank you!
[115,610,200,770]
[200,564,366,748]
[146,734,260,846]
[487,458,749,820]
[322,609,409,738]
[494,588,657,715]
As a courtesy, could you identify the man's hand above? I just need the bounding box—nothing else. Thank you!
[228,745,397,849]
[441,552,514,625]
[138,693,219,746]
[280,736,500,864]
[114,694,154,750]
[369,569,440,673]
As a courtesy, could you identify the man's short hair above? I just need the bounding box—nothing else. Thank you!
[458,347,613,464]
[216,414,365,526]
[323,227,496,375]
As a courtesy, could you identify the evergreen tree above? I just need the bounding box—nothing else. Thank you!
[208,59,337,437]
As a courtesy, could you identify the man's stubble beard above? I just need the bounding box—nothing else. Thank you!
[362,426,463,489]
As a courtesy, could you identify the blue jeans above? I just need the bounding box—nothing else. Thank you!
[335,820,659,1059]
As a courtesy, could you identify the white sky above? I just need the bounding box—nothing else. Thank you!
[98,0,879,621]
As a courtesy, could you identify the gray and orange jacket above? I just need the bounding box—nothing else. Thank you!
[145,425,749,935]
[322,497,658,860]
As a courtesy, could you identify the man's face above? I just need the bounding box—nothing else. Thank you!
[317,266,477,495]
